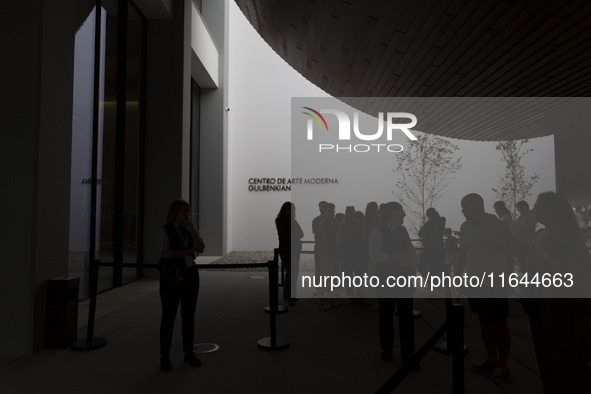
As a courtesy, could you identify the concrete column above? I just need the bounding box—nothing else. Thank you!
[0,0,75,359]
[143,0,192,275]
[199,0,228,255]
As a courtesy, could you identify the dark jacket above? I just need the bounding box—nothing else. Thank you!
[276,217,304,252]
[159,223,194,270]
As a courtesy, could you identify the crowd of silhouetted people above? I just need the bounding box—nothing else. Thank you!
[154,193,591,392]
[273,191,591,391]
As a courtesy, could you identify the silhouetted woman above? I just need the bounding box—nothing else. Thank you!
[525,191,591,392]
[340,206,365,297]
[156,199,205,371]
[276,202,304,306]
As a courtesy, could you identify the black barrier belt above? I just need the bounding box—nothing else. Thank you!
[375,323,447,394]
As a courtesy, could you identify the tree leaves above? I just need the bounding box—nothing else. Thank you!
[392,134,463,234]
[492,139,540,216]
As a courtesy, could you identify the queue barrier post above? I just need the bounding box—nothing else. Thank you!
[264,249,288,314]
[71,257,107,351]
[376,275,467,393]
[258,254,289,350]
[276,248,285,287]
[434,264,467,354]
[187,255,289,350]
[450,303,465,394]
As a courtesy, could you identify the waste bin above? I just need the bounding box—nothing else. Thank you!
[45,277,79,348]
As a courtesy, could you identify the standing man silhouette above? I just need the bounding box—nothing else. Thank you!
[459,194,512,382]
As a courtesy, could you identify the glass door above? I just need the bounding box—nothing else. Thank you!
[69,0,98,299]
[69,0,145,298]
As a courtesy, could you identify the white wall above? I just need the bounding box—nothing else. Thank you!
[1,0,76,358]
[226,2,556,250]
[227,2,329,251]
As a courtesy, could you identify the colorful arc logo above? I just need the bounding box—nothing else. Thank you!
[302,107,328,131]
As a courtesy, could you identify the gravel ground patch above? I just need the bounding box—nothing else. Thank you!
[207,251,315,272]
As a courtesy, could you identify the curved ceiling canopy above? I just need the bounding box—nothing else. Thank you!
[235,0,591,141]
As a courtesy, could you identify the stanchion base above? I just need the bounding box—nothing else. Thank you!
[264,305,288,314]
[257,337,289,350]
[433,339,468,354]
[71,337,107,351]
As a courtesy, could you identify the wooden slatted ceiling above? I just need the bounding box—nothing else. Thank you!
[234,0,591,141]
[555,127,591,206]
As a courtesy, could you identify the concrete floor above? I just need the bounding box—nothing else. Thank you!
[1,269,545,394]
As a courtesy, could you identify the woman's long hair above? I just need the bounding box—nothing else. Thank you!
[277,201,292,220]
[164,199,189,225]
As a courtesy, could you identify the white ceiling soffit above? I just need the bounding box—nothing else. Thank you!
[234,0,591,141]
[191,4,219,88]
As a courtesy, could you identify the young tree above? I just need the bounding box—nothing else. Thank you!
[392,134,463,235]
[492,139,540,217]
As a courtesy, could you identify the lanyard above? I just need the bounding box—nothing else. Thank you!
[174,224,189,249]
